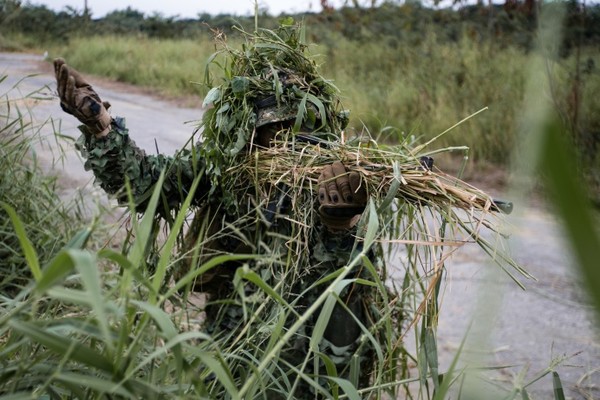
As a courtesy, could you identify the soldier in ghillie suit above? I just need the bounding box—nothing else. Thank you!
[55,24,387,398]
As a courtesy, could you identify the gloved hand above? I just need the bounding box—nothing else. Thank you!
[54,58,112,138]
[318,161,368,231]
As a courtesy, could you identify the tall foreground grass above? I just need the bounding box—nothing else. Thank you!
[0,75,89,294]
[0,78,588,400]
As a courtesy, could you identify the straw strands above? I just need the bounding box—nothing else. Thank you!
[243,139,499,214]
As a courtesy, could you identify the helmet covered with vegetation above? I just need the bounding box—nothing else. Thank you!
[199,20,349,185]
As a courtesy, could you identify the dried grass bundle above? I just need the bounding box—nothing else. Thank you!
[244,139,500,213]
[228,129,512,238]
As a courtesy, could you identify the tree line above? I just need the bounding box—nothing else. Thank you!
[1,0,598,55]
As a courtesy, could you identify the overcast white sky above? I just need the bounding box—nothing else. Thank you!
[29,0,348,18]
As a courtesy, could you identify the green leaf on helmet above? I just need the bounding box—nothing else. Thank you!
[217,102,230,114]
[231,76,250,98]
[305,107,317,130]
[293,91,309,132]
[306,92,327,130]
[229,128,247,156]
[202,87,221,108]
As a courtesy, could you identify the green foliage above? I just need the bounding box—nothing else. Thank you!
[52,35,214,99]
[0,76,87,294]
[21,6,595,175]
[98,6,146,34]
[4,1,600,49]
[315,30,530,163]
[3,2,598,175]
[199,23,348,212]
[0,177,517,399]
[0,1,91,44]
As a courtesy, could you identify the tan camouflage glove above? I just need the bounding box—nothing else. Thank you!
[318,161,368,231]
[54,58,112,138]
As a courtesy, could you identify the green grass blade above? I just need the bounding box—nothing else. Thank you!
[127,170,166,268]
[234,264,293,313]
[98,249,157,295]
[73,249,113,353]
[53,372,133,397]
[433,324,469,400]
[1,201,41,281]
[0,393,39,400]
[376,160,403,213]
[63,227,93,249]
[119,330,211,380]
[47,287,95,305]
[35,250,78,293]
[187,346,240,400]
[310,279,354,352]
[363,200,380,249]
[165,253,261,297]
[131,300,178,339]
[151,174,203,296]
[330,377,361,400]
[552,371,565,400]
[8,320,115,373]
[425,327,440,392]
[541,119,600,316]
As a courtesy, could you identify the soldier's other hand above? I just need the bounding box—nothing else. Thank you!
[318,161,368,231]
[54,58,112,138]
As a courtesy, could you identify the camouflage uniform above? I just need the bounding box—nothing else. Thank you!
[76,116,380,398]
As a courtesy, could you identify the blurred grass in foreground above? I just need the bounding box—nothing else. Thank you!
[456,2,600,398]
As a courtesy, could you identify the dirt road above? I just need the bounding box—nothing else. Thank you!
[2,52,598,399]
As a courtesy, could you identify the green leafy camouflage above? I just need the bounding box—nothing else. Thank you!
[199,22,349,214]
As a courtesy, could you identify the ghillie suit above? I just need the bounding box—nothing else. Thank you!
[55,21,521,400]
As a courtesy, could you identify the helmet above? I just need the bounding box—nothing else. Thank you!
[254,93,323,130]
[255,103,298,128]
[255,69,310,129]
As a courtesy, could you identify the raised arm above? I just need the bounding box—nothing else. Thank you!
[54,58,211,213]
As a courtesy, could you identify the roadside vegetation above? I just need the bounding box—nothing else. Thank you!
[0,1,599,399]
[0,79,88,294]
